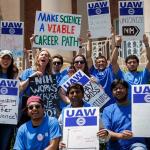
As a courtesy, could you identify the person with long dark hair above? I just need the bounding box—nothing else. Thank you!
[0,50,19,150]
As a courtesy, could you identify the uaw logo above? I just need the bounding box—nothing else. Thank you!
[144,94,150,103]
[9,28,15,34]
[65,108,97,127]
[128,8,135,15]
[96,8,102,15]
[133,86,150,103]
[76,117,86,126]
[0,87,8,95]
[133,94,150,103]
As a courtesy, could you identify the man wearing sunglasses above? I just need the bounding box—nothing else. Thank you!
[52,54,68,83]
[13,96,61,150]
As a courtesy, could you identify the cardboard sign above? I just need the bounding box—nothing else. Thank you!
[0,21,24,57]
[119,1,144,41]
[33,11,81,51]
[87,0,111,38]
[0,79,19,125]
[132,84,150,137]
[63,107,99,150]
[61,70,110,108]
[29,75,58,117]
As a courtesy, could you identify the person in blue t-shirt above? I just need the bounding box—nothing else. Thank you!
[0,50,19,150]
[59,83,110,149]
[13,96,61,150]
[85,31,116,110]
[52,54,68,84]
[102,79,147,150]
[90,55,115,109]
[111,34,150,101]
[52,54,69,110]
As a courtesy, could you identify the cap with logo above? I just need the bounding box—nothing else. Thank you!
[0,50,13,59]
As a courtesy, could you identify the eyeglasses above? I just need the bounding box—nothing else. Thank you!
[74,61,85,64]
[53,61,62,65]
[28,104,42,110]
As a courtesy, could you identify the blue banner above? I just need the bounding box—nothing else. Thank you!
[65,116,97,127]
[133,94,150,103]
[0,87,18,95]
[78,75,89,86]
[1,27,23,35]
[120,8,143,16]
[88,7,109,16]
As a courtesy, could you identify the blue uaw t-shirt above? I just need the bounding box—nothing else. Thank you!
[115,68,150,100]
[102,102,145,150]
[13,116,62,150]
[90,64,115,108]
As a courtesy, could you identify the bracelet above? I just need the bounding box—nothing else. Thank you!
[115,45,121,48]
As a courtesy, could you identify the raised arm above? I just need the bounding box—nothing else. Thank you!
[77,32,93,69]
[110,36,122,74]
[86,31,93,69]
[143,34,150,71]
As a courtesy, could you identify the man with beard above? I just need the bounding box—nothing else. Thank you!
[102,79,147,150]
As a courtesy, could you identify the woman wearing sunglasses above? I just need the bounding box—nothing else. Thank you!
[58,54,98,110]
[0,50,19,150]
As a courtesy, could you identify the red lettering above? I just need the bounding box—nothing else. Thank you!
[62,25,66,33]
[56,24,61,33]
[47,24,75,34]
[47,24,53,32]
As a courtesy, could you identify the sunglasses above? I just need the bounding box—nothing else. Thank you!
[28,104,42,110]
[74,61,85,64]
[53,61,62,65]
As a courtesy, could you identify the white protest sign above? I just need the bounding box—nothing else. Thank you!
[132,84,150,137]
[0,21,24,57]
[33,11,81,51]
[0,79,19,125]
[119,1,144,41]
[87,0,111,39]
[61,70,110,108]
[63,107,99,150]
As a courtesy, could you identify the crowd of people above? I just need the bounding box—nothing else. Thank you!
[0,32,150,150]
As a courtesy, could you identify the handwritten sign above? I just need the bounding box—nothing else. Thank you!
[33,11,81,51]
[0,21,24,57]
[119,1,144,40]
[87,0,111,38]
[63,107,99,150]
[61,70,110,108]
[0,79,19,125]
[132,84,150,137]
[29,75,58,117]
